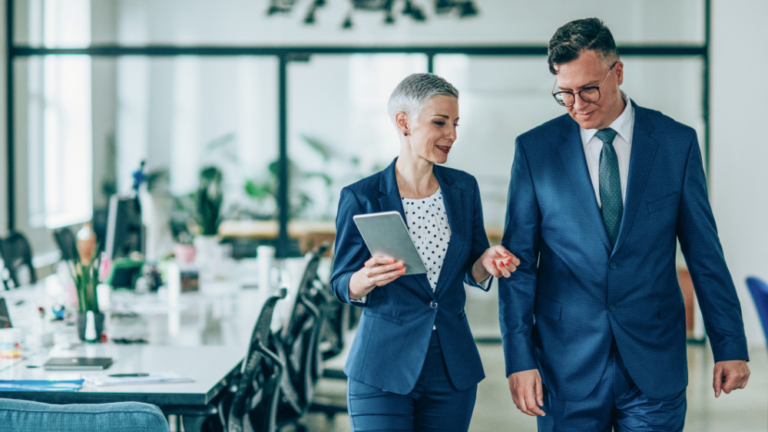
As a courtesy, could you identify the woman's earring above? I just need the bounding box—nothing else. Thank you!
[403,132,408,136]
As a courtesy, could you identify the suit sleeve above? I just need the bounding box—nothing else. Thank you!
[676,136,749,363]
[330,187,370,307]
[499,139,542,376]
[463,177,493,291]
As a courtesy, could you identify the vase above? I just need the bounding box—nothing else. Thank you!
[194,235,220,278]
[77,312,105,342]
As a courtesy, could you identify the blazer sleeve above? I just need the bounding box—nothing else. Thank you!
[463,177,493,291]
[676,136,749,363]
[331,187,370,307]
[499,139,542,376]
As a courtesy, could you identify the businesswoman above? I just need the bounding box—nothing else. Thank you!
[331,73,519,432]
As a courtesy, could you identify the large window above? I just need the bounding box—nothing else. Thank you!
[434,55,705,232]
[287,54,427,221]
[8,0,709,256]
[16,0,93,238]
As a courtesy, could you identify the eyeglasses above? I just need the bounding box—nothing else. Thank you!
[552,62,617,107]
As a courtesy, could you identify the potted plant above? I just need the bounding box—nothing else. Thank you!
[68,252,104,342]
[194,166,224,274]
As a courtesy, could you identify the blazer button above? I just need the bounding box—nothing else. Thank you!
[609,304,617,312]
[430,301,438,309]
[609,262,618,270]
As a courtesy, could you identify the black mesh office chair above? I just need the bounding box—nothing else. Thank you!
[0,231,37,289]
[273,244,330,430]
[53,228,80,263]
[164,290,287,432]
[222,288,287,432]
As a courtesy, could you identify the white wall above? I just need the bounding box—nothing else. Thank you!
[710,0,768,348]
[17,0,704,47]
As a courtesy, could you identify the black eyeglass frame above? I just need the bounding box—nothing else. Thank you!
[551,62,618,107]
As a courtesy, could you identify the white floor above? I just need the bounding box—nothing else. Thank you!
[302,342,768,432]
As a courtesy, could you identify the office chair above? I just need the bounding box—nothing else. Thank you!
[222,288,287,432]
[746,277,768,349]
[0,398,169,432]
[0,231,37,289]
[272,244,330,430]
[53,227,81,262]
[163,291,287,432]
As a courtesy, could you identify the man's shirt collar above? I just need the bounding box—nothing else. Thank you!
[580,92,633,146]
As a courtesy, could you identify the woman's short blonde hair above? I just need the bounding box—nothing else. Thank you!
[387,73,459,123]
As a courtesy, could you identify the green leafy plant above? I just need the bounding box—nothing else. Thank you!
[69,253,101,314]
[198,166,223,236]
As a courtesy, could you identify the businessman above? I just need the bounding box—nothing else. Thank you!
[499,18,750,431]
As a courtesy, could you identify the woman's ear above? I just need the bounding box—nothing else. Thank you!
[395,112,409,136]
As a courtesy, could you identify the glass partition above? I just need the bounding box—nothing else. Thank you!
[287,54,427,222]
[435,55,704,233]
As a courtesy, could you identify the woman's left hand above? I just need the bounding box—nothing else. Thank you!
[480,245,520,279]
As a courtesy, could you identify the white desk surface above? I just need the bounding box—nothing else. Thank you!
[0,344,244,406]
[0,256,321,407]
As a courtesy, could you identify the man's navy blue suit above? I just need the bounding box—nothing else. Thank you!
[331,159,490,396]
[499,102,749,412]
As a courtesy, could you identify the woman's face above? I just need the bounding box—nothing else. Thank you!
[401,95,459,165]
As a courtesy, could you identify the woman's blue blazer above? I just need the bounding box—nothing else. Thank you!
[331,158,491,395]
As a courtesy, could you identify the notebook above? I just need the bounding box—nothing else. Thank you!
[0,379,84,392]
[43,357,113,371]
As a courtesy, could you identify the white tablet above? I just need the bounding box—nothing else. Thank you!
[353,211,427,276]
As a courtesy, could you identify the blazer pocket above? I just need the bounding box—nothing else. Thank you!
[646,192,680,214]
[363,310,403,325]
[534,298,562,321]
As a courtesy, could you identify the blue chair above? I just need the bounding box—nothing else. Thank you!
[746,277,768,347]
[0,398,169,432]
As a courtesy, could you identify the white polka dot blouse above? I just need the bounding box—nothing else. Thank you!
[401,188,451,292]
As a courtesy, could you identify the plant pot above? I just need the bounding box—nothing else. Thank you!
[77,312,105,342]
[194,235,221,277]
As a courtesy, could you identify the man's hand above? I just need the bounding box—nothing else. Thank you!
[508,369,546,416]
[713,360,750,398]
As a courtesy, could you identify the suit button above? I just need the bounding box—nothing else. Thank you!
[430,301,438,309]
[609,304,616,312]
[610,262,618,269]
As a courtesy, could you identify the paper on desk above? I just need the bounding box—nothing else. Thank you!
[0,379,84,392]
[84,372,192,387]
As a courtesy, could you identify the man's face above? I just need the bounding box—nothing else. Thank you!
[554,50,624,130]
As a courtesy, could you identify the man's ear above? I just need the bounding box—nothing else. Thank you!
[614,60,624,86]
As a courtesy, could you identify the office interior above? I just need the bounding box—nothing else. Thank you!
[0,0,766,431]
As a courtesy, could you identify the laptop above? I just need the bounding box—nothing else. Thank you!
[43,357,113,371]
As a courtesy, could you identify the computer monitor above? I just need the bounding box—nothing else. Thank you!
[105,195,145,260]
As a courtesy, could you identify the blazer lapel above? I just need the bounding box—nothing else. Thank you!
[558,121,612,252]
[611,104,659,256]
[433,166,463,296]
[378,159,436,300]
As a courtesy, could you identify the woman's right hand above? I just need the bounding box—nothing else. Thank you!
[348,257,406,300]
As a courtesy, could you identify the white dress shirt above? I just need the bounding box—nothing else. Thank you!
[580,93,634,207]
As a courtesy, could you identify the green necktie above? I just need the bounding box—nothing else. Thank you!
[596,128,623,247]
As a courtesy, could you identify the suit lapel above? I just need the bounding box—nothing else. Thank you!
[433,166,463,296]
[558,121,612,252]
[611,104,659,256]
[378,159,436,300]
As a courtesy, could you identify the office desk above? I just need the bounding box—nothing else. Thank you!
[0,344,243,407]
[0,257,316,431]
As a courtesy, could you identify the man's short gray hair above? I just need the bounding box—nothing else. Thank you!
[387,73,459,122]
